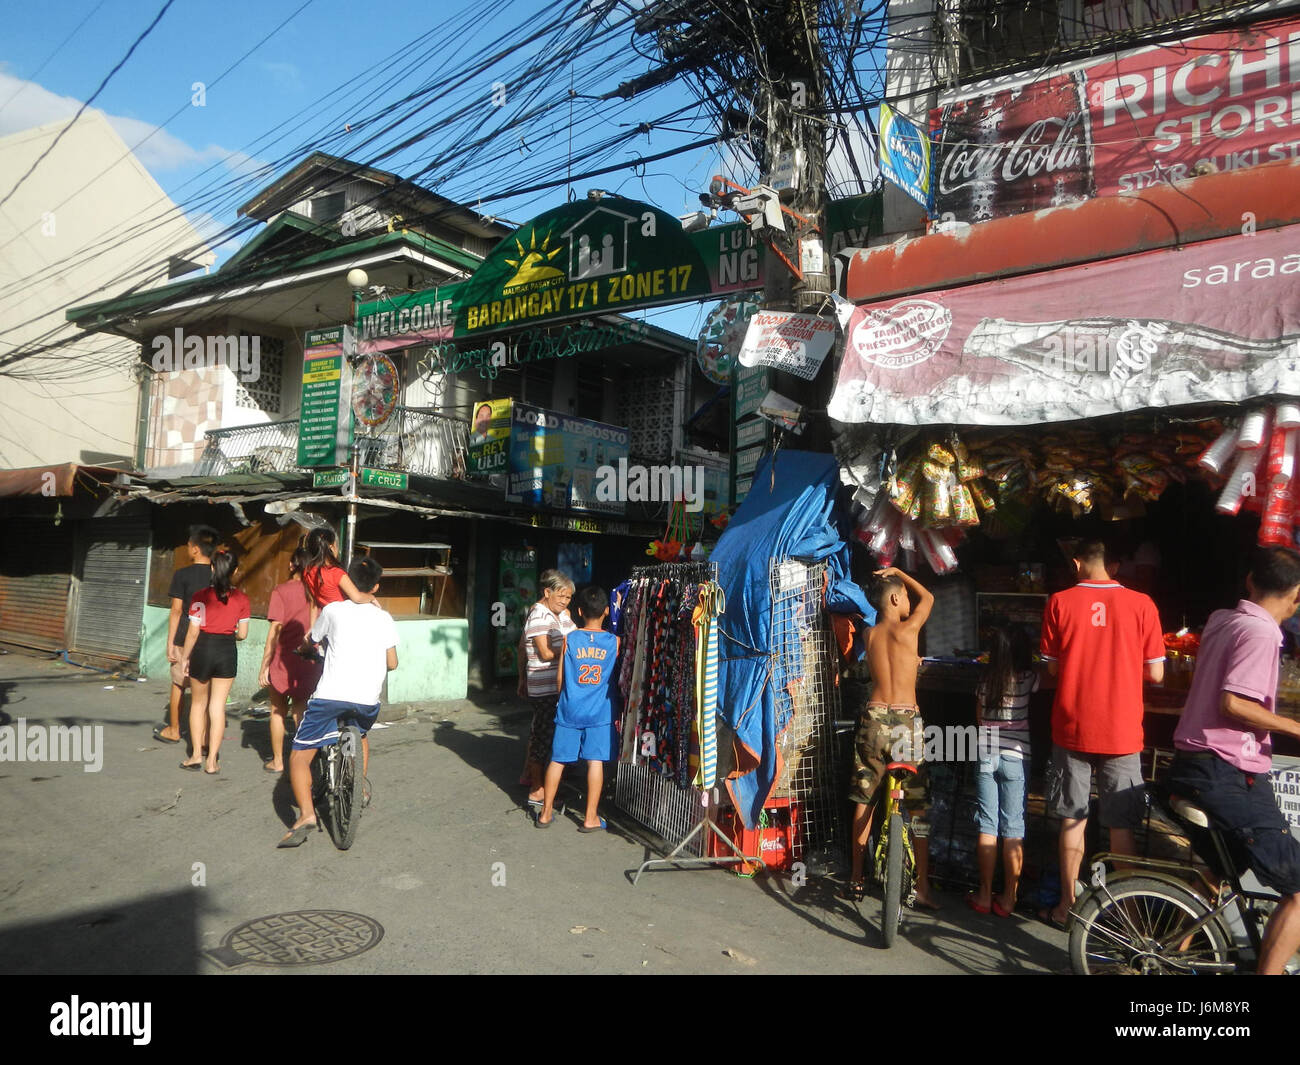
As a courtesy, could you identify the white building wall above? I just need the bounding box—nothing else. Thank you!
[0,110,211,470]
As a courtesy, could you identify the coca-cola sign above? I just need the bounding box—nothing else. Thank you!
[934,72,1095,222]
[931,15,1300,224]
[828,223,1300,427]
[935,73,1095,221]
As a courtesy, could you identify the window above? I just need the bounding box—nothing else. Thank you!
[234,334,284,414]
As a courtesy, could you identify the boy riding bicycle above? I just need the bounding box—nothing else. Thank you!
[278,556,398,848]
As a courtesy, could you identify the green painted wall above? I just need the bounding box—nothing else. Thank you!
[385,618,468,702]
[140,605,467,704]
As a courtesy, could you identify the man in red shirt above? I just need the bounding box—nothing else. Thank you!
[1039,538,1165,927]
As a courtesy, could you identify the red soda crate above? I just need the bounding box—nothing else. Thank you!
[708,797,801,875]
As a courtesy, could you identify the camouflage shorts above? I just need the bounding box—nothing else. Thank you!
[849,704,929,834]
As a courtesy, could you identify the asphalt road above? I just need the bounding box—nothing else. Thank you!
[0,650,1069,975]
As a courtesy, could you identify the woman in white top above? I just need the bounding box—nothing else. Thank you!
[518,569,576,806]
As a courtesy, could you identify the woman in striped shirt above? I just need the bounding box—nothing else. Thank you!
[518,570,576,806]
[970,625,1039,917]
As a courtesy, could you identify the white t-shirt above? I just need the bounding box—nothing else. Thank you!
[311,601,399,706]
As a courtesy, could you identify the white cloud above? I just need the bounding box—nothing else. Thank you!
[0,68,269,177]
[260,61,303,93]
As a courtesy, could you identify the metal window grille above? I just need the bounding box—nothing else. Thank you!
[234,334,284,414]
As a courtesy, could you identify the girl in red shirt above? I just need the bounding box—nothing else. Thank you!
[299,527,377,631]
[180,549,250,774]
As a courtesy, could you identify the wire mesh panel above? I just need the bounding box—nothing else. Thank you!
[614,762,706,857]
[769,558,842,858]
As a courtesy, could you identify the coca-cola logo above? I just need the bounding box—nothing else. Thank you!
[939,114,1086,196]
[851,299,952,370]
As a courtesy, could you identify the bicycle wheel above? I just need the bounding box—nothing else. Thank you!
[326,725,365,851]
[1069,875,1233,975]
[881,812,905,949]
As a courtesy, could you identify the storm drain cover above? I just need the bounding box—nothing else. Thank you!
[205,910,383,968]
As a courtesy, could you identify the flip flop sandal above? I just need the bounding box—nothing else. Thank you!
[152,727,180,744]
[276,824,314,848]
[180,762,202,772]
[577,818,607,833]
[535,813,553,828]
[992,899,1014,918]
[263,763,282,773]
[838,880,867,903]
[966,894,991,915]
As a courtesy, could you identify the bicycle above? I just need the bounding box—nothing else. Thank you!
[870,759,921,948]
[1068,785,1293,974]
[310,715,366,851]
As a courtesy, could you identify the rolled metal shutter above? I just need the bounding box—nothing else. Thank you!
[0,518,74,650]
[72,518,150,662]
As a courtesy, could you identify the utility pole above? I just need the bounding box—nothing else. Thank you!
[636,0,838,458]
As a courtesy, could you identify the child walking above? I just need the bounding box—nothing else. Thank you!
[970,625,1039,917]
[179,548,250,775]
[258,546,321,773]
[536,585,618,832]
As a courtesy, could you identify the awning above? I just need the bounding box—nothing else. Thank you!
[829,222,1300,426]
[839,156,1300,306]
[0,463,124,499]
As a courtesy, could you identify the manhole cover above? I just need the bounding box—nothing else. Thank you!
[205,910,383,968]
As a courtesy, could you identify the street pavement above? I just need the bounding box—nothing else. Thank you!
[0,650,1068,975]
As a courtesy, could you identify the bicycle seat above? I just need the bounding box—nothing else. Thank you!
[1168,794,1210,829]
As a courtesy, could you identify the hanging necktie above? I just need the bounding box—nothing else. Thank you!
[692,580,724,789]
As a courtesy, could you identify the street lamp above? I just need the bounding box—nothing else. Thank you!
[342,268,369,566]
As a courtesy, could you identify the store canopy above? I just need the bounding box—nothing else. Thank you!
[0,463,124,499]
[829,222,1300,427]
[839,157,1300,307]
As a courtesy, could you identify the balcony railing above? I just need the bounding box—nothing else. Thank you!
[195,407,468,480]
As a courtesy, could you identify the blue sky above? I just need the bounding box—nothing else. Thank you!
[0,0,750,338]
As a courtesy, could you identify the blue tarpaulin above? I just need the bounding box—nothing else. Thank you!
[711,451,874,829]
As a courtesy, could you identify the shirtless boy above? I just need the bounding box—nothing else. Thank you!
[845,566,937,908]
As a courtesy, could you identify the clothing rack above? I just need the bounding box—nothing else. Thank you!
[615,560,763,881]
[629,561,718,581]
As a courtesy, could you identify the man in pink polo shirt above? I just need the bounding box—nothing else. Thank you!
[1039,538,1165,927]
[1168,546,1300,975]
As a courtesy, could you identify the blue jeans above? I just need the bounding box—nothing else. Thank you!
[975,752,1027,838]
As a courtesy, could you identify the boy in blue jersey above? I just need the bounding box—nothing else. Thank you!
[537,585,619,831]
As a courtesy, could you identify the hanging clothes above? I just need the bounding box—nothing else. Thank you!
[614,563,716,784]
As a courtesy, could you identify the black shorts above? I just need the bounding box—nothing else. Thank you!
[190,632,237,682]
[1167,751,1300,896]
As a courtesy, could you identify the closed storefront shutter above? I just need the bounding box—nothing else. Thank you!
[0,518,74,650]
[72,518,150,662]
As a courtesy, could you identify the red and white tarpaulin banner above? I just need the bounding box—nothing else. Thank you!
[828,223,1300,426]
[932,15,1300,222]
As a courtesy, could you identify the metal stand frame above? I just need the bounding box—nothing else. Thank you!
[632,796,764,884]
